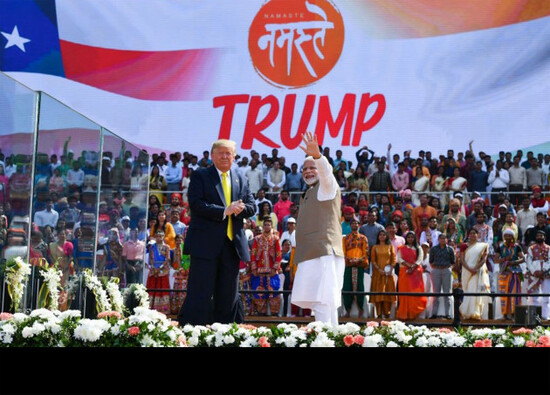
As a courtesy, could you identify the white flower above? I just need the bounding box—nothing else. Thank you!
[310,332,335,347]
[1,323,16,335]
[239,337,257,348]
[140,335,157,347]
[427,336,442,347]
[74,319,111,342]
[416,336,428,347]
[59,310,81,320]
[395,331,412,345]
[110,325,121,336]
[386,341,399,348]
[187,336,200,347]
[363,334,383,348]
[2,334,13,344]
[512,337,525,347]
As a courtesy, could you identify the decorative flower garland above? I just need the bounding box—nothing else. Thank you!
[37,264,63,311]
[105,278,124,314]
[2,257,32,312]
[123,283,150,309]
[1,311,549,347]
[82,269,112,313]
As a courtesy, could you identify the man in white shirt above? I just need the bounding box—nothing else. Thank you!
[516,196,538,245]
[267,160,286,195]
[280,217,296,248]
[245,159,264,196]
[34,199,59,229]
[508,156,527,206]
[66,162,85,192]
[254,188,272,215]
[488,160,509,205]
[237,156,251,180]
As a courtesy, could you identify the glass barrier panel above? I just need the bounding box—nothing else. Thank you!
[30,92,102,311]
[0,73,37,312]
[99,130,149,287]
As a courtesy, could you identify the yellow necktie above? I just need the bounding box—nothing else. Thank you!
[222,172,233,240]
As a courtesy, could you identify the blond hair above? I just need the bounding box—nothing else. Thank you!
[211,139,237,154]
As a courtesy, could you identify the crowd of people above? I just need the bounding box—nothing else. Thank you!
[0,139,150,311]
[146,142,550,322]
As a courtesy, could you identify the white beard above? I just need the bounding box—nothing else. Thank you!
[304,175,319,186]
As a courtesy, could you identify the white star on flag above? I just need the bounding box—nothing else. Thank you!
[2,25,31,52]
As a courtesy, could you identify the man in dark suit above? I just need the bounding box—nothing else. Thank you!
[177,139,256,326]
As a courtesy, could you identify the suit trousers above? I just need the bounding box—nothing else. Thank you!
[178,236,244,326]
[431,267,453,316]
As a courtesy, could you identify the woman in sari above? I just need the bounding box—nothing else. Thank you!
[396,231,427,320]
[444,217,465,250]
[431,165,448,206]
[147,230,172,314]
[411,166,430,207]
[459,228,491,320]
[494,229,525,320]
[369,230,397,318]
[48,229,74,311]
[446,167,469,206]
[170,233,190,315]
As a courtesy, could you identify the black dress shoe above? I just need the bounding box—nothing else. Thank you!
[444,315,452,320]
[429,315,438,319]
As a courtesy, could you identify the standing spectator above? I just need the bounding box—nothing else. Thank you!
[369,229,397,319]
[369,162,392,194]
[396,231,427,321]
[149,166,167,205]
[245,159,264,196]
[348,165,369,194]
[526,159,544,190]
[508,156,527,205]
[284,163,305,205]
[516,196,538,245]
[341,206,356,236]
[237,156,251,180]
[164,153,183,192]
[392,162,410,193]
[459,228,491,320]
[359,210,385,254]
[34,199,59,231]
[281,203,298,234]
[342,216,369,317]
[529,185,549,214]
[280,238,293,317]
[198,150,212,168]
[266,160,286,198]
[170,209,186,236]
[280,217,296,248]
[524,212,550,246]
[468,161,489,202]
[494,229,525,320]
[170,233,190,315]
[411,193,438,232]
[429,234,455,319]
[254,188,272,215]
[122,228,145,286]
[147,230,172,314]
[66,161,85,194]
[488,160,510,205]
[333,149,349,171]
[249,217,282,316]
[525,230,550,320]
[273,190,292,232]
[356,146,375,170]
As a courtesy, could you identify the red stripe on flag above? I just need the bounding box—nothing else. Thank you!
[60,40,220,101]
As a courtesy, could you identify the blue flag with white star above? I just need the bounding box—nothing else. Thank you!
[0,0,64,76]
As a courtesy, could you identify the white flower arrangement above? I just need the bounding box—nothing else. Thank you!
[1,305,550,348]
[105,278,124,314]
[38,264,63,311]
[123,283,150,308]
[2,256,32,312]
[82,269,112,313]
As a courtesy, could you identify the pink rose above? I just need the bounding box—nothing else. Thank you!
[343,335,355,347]
[512,327,533,335]
[0,312,13,321]
[177,335,187,346]
[97,311,122,320]
[353,335,365,346]
[438,328,452,334]
[128,326,140,336]
[259,336,270,348]
[538,336,550,346]
[381,321,391,326]
[367,321,379,328]
[483,339,492,348]
[473,340,485,348]
[526,341,536,348]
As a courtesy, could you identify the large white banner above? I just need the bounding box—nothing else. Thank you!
[2,0,550,165]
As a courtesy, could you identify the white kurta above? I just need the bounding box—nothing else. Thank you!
[290,156,345,326]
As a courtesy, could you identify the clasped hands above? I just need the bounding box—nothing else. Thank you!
[225,199,245,217]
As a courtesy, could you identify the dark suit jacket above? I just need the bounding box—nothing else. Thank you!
[183,165,256,261]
